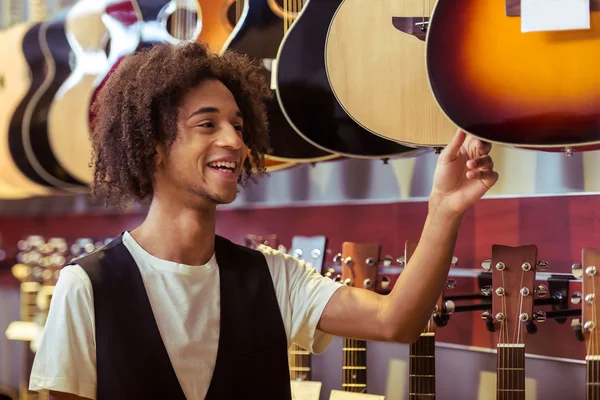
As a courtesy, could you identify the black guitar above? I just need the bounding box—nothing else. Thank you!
[275,0,422,159]
[220,0,337,163]
[20,10,89,192]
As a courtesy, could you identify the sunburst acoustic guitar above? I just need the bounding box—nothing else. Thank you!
[426,0,600,152]
[325,0,457,149]
[219,0,339,167]
[275,0,424,159]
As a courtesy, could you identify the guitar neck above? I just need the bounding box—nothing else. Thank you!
[409,333,436,399]
[497,345,525,400]
[342,337,367,392]
[587,357,600,400]
[288,343,311,381]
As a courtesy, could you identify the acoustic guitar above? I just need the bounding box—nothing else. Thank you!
[426,0,600,151]
[275,0,424,159]
[47,0,115,185]
[339,241,380,392]
[325,0,457,149]
[288,235,328,382]
[19,6,90,193]
[574,248,600,400]
[0,0,56,197]
[482,244,544,400]
[219,0,339,165]
[195,0,237,52]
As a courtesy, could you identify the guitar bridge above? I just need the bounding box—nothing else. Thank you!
[392,17,430,41]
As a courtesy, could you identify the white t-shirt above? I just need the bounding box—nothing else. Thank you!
[29,231,342,399]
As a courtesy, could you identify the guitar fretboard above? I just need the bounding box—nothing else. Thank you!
[342,338,367,392]
[497,345,525,400]
[409,333,435,398]
[587,357,600,400]
[289,343,311,381]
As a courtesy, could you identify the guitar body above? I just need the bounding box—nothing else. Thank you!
[426,0,600,149]
[222,0,337,163]
[22,14,88,192]
[276,0,423,159]
[325,0,456,148]
[48,0,110,185]
[0,22,55,196]
[196,0,235,51]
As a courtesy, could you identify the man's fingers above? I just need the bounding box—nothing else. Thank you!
[467,155,493,170]
[438,129,467,164]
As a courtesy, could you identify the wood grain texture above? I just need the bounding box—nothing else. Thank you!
[276,0,423,158]
[325,0,456,147]
[196,0,235,52]
[426,0,600,148]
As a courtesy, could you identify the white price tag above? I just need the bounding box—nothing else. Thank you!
[329,390,385,400]
[521,0,590,32]
[291,380,322,400]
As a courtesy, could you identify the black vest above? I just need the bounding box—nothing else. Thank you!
[73,233,292,400]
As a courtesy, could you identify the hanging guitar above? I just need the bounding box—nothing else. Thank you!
[325,0,457,149]
[288,235,328,383]
[195,0,239,52]
[18,5,90,193]
[426,0,600,152]
[482,244,547,400]
[275,0,424,159]
[0,0,56,197]
[219,0,340,167]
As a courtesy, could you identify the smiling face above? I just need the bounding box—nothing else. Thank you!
[154,79,249,206]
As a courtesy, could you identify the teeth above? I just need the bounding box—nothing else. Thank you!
[208,161,237,170]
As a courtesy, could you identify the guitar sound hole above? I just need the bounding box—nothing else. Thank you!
[166,9,199,41]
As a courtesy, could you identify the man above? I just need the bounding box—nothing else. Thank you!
[29,42,498,400]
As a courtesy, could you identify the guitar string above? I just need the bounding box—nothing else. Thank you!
[514,269,527,400]
[500,269,507,400]
[591,270,597,400]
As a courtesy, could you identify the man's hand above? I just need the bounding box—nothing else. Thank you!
[318,129,499,344]
[430,129,498,216]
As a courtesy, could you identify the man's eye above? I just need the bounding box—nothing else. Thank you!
[199,122,214,128]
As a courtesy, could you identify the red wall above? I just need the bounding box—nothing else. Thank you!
[1,194,595,361]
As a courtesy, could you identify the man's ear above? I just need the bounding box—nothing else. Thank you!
[155,141,165,167]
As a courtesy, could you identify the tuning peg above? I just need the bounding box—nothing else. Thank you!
[366,257,376,266]
[396,256,405,266]
[481,259,491,271]
[293,248,303,258]
[333,274,342,283]
[382,255,394,267]
[481,310,491,320]
[535,284,548,297]
[343,278,352,286]
[333,253,343,264]
[380,276,390,290]
[445,279,457,289]
[586,293,596,304]
[585,321,596,332]
[586,265,597,277]
[533,311,547,323]
[433,314,449,327]
[310,249,321,259]
[451,256,458,267]
[571,292,582,305]
[481,285,493,296]
[344,257,353,266]
[572,263,583,279]
[525,320,537,334]
[363,278,372,289]
[536,260,549,271]
[444,300,456,315]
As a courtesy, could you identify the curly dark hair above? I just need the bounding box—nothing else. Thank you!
[89,41,273,208]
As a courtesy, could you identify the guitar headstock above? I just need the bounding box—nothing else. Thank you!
[340,242,380,291]
[290,235,328,275]
[484,244,541,344]
[579,247,600,354]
